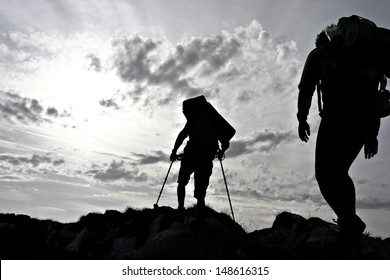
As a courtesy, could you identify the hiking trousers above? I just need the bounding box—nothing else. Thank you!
[177,153,214,199]
[315,114,372,218]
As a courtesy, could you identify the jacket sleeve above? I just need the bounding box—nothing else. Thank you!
[297,48,320,122]
[368,117,381,138]
[172,123,189,152]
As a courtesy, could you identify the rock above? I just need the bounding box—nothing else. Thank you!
[0,208,389,259]
[272,211,307,233]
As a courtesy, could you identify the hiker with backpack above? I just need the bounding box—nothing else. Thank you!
[170,96,235,219]
[297,15,390,242]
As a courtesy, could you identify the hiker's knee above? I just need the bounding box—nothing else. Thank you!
[194,174,210,199]
[315,166,332,185]
[177,176,190,186]
[177,167,191,186]
[194,175,211,194]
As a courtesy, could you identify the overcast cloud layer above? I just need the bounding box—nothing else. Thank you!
[1,0,390,237]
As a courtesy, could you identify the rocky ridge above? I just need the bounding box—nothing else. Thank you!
[1,206,390,259]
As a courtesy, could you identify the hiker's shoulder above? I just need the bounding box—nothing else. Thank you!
[310,43,333,57]
[303,47,323,67]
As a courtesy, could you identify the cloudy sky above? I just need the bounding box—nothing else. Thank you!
[1,0,390,237]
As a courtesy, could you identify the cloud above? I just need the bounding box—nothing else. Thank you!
[109,24,244,105]
[0,30,67,69]
[104,20,300,143]
[99,98,120,110]
[228,129,295,157]
[111,33,203,104]
[133,150,168,165]
[231,186,325,206]
[0,91,44,124]
[53,159,65,166]
[88,160,148,183]
[46,107,59,117]
[211,162,324,207]
[0,91,72,124]
[113,34,159,83]
[87,53,102,72]
[149,34,240,83]
[357,198,390,210]
[0,153,65,168]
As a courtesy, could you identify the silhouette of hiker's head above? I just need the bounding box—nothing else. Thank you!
[324,23,339,40]
[182,105,196,120]
[316,31,330,47]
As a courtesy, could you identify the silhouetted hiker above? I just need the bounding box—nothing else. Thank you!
[297,15,390,243]
[170,95,235,220]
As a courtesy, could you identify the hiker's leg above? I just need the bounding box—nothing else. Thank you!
[194,160,213,206]
[315,117,368,217]
[177,183,186,209]
[177,158,194,209]
[197,197,205,208]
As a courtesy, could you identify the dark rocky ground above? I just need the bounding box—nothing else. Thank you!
[1,206,390,259]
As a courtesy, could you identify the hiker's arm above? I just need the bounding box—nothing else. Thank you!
[297,49,319,123]
[172,124,189,154]
[220,141,229,152]
[297,49,319,142]
[170,125,189,161]
[367,117,380,139]
[364,118,380,159]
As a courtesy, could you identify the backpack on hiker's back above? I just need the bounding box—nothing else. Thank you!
[338,15,390,74]
[182,95,236,145]
[318,15,390,118]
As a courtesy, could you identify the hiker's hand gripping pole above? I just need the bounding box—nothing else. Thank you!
[219,155,235,222]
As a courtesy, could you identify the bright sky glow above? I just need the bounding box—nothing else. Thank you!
[1,0,390,238]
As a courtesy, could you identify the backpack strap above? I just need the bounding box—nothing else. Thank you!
[380,74,387,91]
[317,80,323,114]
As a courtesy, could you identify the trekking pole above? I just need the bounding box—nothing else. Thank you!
[153,161,173,209]
[219,158,235,221]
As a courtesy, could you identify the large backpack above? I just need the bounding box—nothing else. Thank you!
[182,95,236,144]
[338,15,390,73]
[317,15,390,118]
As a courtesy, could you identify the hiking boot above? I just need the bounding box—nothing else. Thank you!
[196,198,206,221]
[336,213,366,247]
[337,213,366,235]
[196,206,205,221]
[331,213,366,258]
[176,206,185,223]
